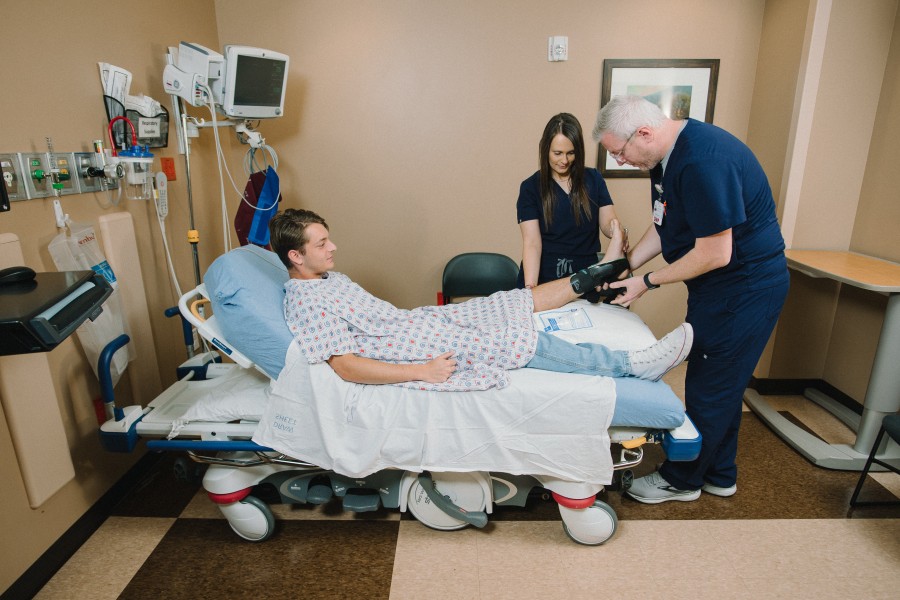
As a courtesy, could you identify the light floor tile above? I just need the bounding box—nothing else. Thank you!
[715,519,900,583]
[390,518,900,599]
[34,517,174,600]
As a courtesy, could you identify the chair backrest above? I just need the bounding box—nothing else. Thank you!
[441,252,519,304]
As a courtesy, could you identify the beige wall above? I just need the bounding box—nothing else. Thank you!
[824,4,900,398]
[0,0,223,591]
[213,0,767,337]
[1,0,897,592]
[745,0,811,377]
[767,0,900,402]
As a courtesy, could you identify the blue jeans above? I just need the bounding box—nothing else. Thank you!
[525,331,630,377]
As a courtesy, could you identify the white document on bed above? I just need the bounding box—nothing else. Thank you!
[254,339,616,484]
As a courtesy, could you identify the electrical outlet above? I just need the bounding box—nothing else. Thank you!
[0,153,29,200]
[19,153,52,198]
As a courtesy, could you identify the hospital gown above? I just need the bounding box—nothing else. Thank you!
[284,272,538,391]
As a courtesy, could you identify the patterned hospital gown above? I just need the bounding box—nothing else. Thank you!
[284,272,538,391]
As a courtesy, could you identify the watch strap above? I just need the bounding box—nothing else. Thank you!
[643,272,660,290]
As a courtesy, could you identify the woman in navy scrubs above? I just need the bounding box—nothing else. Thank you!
[593,95,789,504]
[516,113,622,290]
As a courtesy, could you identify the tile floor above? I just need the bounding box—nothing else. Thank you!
[32,365,900,599]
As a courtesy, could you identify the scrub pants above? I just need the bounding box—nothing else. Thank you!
[660,280,789,491]
[525,331,630,377]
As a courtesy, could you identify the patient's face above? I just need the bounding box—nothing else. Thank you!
[297,223,337,279]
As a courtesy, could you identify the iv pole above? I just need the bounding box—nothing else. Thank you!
[168,94,202,287]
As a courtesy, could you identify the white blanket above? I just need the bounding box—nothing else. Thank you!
[254,340,615,483]
[252,301,662,484]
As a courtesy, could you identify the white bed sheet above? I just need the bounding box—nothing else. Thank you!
[253,340,616,483]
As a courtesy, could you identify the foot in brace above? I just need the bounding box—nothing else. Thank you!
[570,258,631,295]
[626,323,693,381]
[569,220,630,296]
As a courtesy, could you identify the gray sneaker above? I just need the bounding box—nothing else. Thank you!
[626,471,701,504]
[627,323,693,381]
[702,483,737,497]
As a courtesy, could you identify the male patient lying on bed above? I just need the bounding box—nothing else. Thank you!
[268,208,691,392]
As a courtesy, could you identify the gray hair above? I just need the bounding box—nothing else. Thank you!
[592,95,667,142]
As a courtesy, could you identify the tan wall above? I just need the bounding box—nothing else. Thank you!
[212,0,767,337]
[825,5,900,398]
[0,0,223,592]
[2,0,897,592]
[745,0,811,377]
[767,0,900,402]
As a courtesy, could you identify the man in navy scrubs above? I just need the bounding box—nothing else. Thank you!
[592,95,789,503]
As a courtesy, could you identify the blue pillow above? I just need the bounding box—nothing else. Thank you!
[203,245,294,378]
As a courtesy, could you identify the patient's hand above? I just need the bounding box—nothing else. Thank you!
[420,351,457,383]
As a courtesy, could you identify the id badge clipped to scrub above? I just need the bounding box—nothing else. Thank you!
[653,199,666,226]
[652,182,665,226]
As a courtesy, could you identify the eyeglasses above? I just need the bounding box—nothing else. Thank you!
[608,130,636,161]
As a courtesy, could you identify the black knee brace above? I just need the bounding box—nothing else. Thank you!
[570,257,630,295]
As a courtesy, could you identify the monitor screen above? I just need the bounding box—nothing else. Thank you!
[222,46,289,119]
[233,55,287,107]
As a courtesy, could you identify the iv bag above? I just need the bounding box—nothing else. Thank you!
[48,221,133,386]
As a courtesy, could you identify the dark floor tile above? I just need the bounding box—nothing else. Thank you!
[605,412,898,521]
[118,519,398,600]
[109,453,205,518]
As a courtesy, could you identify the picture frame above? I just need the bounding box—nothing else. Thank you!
[598,58,720,178]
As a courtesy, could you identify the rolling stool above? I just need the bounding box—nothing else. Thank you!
[849,413,900,507]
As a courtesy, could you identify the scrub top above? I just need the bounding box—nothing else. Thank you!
[516,167,613,285]
[652,119,787,297]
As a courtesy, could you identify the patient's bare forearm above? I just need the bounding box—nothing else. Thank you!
[327,352,456,384]
[532,220,627,312]
[531,278,580,312]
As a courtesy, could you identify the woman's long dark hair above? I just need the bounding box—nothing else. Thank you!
[538,113,590,228]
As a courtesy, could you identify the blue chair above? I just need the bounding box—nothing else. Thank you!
[849,413,900,507]
[439,252,519,305]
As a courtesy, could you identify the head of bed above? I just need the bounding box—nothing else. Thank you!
[203,244,294,379]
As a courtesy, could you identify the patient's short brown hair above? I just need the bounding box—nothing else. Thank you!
[269,208,328,269]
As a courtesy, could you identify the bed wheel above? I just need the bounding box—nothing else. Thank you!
[173,456,204,484]
[559,500,618,546]
[220,495,275,542]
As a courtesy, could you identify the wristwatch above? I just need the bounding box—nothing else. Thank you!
[643,272,661,290]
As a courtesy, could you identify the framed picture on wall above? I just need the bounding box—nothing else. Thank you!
[598,58,720,178]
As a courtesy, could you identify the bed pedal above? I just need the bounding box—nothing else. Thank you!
[307,484,333,505]
[342,493,382,513]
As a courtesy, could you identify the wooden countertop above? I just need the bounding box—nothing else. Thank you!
[785,249,900,293]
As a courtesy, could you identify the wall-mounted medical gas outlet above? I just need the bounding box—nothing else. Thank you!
[20,153,53,199]
[4,147,128,200]
[0,153,28,200]
[49,153,79,196]
[73,151,121,193]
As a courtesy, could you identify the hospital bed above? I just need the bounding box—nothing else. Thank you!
[98,245,700,545]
